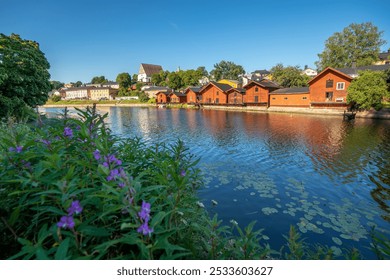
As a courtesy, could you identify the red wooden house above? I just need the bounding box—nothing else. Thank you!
[156,91,170,103]
[269,87,310,107]
[169,91,187,103]
[308,67,352,109]
[243,80,280,106]
[226,88,246,105]
[199,82,232,105]
[185,87,202,104]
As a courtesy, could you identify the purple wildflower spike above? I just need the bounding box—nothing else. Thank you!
[57,216,75,229]
[67,200,83,215]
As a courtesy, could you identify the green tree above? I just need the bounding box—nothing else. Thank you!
[116,73,131,89]
[151,70,169,86]
[50,80,64,90]
[0,33,51,120]
[73,81,83,87]
[91,76,108,84]
[196,66,209,77]
[210,60,245,81]
[270,64,310,87]
[167,72,184,90]
[347,70,389,110]
[132,74,138,84]
[316,22,386,70]
[116,73,132,96]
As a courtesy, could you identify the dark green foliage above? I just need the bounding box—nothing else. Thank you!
[316,22,386,70]
[50,95,61,102]
[91,76,108,84]
[210,60,245,81]
[0,33,51,120]
[116,73,132,91]
[50,81,64,90]
[347,70,389,110]
[270,64,310,87]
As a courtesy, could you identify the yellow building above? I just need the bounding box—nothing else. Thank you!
[90,87,118,100]
[217,79,242,88]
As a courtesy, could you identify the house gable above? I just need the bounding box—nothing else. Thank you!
[308,67,352,106]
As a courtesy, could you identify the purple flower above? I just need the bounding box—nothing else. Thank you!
[180,170,186,177]
[41,139,51,146]
[137,222,153,236]
[63,127,73,138]
[138,201,151,222]
[57,216,75,229]
[118,182,125,188]
[67,200,83,215]
[106,168,120,181]
[93,149,101,160]
[119,168,127,178]
[9,146,23,153]
[103,161,109,168]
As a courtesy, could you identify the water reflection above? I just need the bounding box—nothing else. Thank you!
[41,106,390,258]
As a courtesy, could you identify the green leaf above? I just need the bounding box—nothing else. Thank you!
[78,225,110,237]
[55,238,70,260]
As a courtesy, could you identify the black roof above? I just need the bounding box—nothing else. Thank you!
[187,86,201,93]
[227,87,246,93]
[337,64,390,76]
[209,81,233,92]
[271,87,309,94]
[170,91,186,97]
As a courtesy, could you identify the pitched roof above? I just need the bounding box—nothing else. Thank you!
[336,64,390,76]
[244,79,280,89]
[140,63,163,76]
[209,81,233,92]
[308,67,353,85]
[226,87,246,94]
[185,86,201,93]
[270,87,309,94]
[170,91,187,97]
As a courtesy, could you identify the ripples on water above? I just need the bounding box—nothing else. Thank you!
[42,106,390,258]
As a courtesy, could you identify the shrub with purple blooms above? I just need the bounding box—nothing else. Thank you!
[1,106,264,260]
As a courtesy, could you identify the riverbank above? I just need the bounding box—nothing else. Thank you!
[42,103,390,120]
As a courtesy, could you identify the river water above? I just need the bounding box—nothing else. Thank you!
[42,106,390,259]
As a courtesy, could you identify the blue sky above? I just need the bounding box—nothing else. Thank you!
[1,0,389,83]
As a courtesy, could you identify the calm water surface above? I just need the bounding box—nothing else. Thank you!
[43,106,390,258]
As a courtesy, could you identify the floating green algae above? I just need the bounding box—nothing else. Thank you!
[332,237,343,246]
[262,207,278,215]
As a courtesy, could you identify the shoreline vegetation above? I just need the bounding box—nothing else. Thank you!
[42,101,390,120]
[1,106,390,260]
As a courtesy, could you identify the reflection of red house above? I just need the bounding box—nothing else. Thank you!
[199,82,232,105]
[269,87,310,107]
[308,67,352,109]
[169,91,187,103]
[185,87,202,104]
[156,91,170,103]
[227,88,245,105]
[243,80,280,106]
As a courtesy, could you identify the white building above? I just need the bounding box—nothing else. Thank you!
[137,63,163,83]
[302,68,318,77]
[63,87,94,100]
